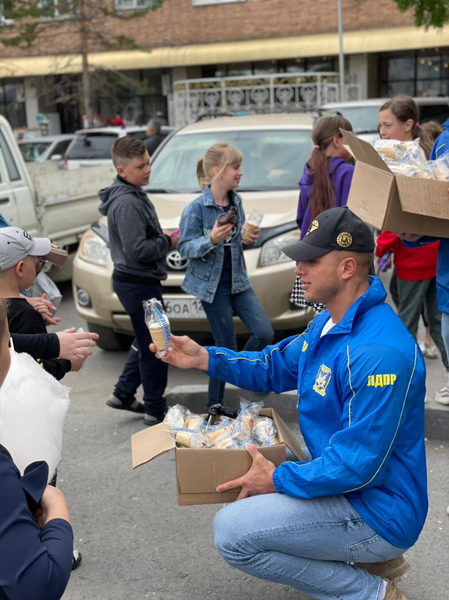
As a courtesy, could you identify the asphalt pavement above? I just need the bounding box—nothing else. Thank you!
[51,282,449,600]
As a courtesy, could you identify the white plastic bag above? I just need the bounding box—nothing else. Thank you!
[0,350,70,482]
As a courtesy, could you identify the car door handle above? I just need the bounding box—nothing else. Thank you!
[0,197,10,205]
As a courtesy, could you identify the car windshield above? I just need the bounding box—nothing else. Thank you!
[322,106,380,134]
[19,142,52,162]
[68,133,118,160]
[147,129,313,193]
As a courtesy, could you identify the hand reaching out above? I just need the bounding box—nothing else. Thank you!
[56,328,98,360]
[150,334,209,371]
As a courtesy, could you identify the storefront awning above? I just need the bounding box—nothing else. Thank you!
[1,25,449,78]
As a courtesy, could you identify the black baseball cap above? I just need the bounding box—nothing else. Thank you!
[282,207,374,262]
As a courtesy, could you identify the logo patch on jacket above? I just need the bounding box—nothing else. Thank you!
[367,374,397,387]
[313,364,332,396]
[302,340,308,352]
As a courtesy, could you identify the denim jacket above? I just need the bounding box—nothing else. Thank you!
[178,186,251,303]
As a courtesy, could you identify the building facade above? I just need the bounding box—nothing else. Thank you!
[0,0,448,132]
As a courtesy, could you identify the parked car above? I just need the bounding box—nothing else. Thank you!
[64,125,174,170]
[73,113,315,350]
[0,115,115,281]
[320,97,449,144]
[18,134,74,163]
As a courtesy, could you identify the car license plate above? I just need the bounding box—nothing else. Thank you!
[163,296,207,319]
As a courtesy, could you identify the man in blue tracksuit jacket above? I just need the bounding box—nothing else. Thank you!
[154,208,427,600]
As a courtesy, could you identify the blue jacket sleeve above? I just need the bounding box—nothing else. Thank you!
[430,130,449,160]
[178,204,216,259]
[206,333,308,394]
[0,452,73,600]
[273,343,422,498]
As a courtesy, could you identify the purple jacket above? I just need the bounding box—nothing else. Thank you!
[297,157,354,239]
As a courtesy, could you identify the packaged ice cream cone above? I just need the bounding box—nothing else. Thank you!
[143,298,172,358]
[243,211,263,240]
[185,416,204,430]
[175,431,206,448]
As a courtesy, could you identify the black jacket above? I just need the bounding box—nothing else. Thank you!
[7,298,70,380]
[98,176,170,282]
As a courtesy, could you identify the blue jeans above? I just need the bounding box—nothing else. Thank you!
[201,270,274,408]
[113,280,168,418]
[214,492,406,600]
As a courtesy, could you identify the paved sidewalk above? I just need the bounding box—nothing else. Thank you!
[60,364,449,600]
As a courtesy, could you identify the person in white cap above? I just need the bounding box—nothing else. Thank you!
[0,227,81,380]
[0,226,94,571]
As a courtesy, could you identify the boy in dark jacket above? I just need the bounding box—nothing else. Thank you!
[99,137,177,425]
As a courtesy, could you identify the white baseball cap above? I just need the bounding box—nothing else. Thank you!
[0,227,55,271]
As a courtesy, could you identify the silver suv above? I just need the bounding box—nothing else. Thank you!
[73,114,313,350]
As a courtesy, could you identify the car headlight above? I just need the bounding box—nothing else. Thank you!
[260,230,300,267]
[78,232,109,267]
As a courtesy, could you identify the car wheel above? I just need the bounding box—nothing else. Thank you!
[87,323,132,352]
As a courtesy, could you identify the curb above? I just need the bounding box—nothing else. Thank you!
[166,385,449,441]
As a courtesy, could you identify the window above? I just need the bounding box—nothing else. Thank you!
[0,131,20,181]
[379,48,449,99]
[149,129,313,193]
[193,0,245,5]
[39,0,76,18]
[67,133,118,160]
[115,0,159,9]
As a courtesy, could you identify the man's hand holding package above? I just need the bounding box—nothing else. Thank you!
[216,443,277,500]
[150,334,209,371]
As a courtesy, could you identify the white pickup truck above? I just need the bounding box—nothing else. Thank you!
[0,115,115,279]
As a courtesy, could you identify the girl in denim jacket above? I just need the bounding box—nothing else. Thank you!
[179,143,274,409]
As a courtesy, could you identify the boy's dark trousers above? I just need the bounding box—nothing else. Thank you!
[113,279,168,419]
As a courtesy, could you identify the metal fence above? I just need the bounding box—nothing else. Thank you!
[172,72,361,126]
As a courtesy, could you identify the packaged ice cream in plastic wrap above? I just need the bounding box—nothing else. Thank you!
[253,416,278,447]
[164,404,191,429]
[374,138,423,163]
[383,160,433,179]
[184,415,206,431]
[162,401,279,450]
[425,153,449,181]
[170,427,207,449]
[143,298,172,358]
[232,401,263,439]
[205,416,234,447]
[243,210,263,240]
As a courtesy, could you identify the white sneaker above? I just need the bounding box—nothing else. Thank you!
[435,386,449,405]
[418,341,426,355]
[424,344,438,359]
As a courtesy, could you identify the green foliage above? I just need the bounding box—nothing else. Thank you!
[393,0,449,28]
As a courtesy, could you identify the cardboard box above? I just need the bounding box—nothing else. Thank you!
[342,129,449,238]
[131,408,305,506]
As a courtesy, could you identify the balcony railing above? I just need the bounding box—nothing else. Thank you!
[172,72,361,126]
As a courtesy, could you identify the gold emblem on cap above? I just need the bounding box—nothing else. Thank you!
[307,220,319,236]
[337,232,352,248]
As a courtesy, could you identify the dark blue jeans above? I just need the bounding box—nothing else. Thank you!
[201,270,274,408]
[113,280,168,418]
